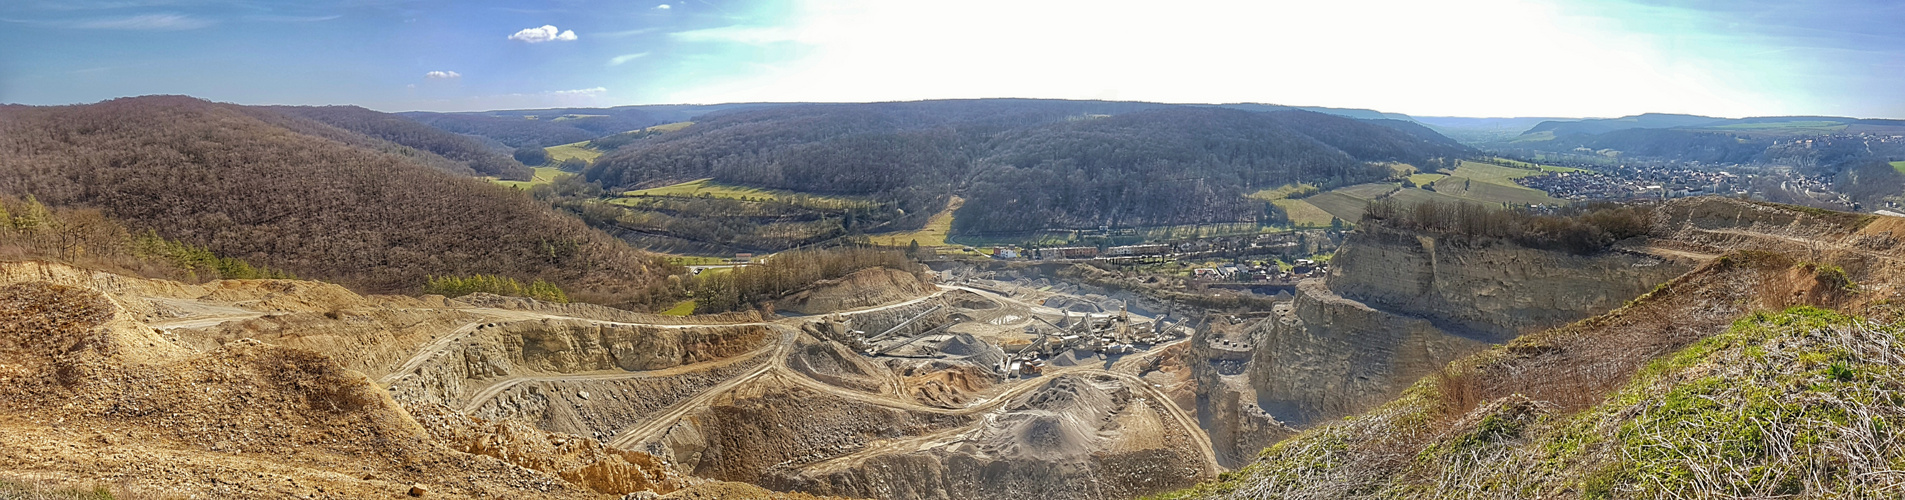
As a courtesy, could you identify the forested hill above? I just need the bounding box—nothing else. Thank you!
[0,96,670,303]
[584,100,1470,234]
[397,103,771,149]
[267,105,533,180]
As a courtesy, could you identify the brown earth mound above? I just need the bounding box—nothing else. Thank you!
[0,278,732,499]
[777,267,934,315]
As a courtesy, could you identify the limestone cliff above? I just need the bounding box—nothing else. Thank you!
[1327,225,1693,341]
[1237,225,1697,428]
[1246,280,1485,425]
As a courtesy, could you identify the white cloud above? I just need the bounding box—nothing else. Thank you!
[73,13,213,30]
[507,25,577,43]
[424,70,461,79]
[596,28,658,38]
[670,25,799,44]
[655,4,671,9]
[607,53,650,66]
[551,87,608,96]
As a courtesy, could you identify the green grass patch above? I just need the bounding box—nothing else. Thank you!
[1273,198,1336,227]
[1335,182,1402,199]
[544,141,603,163]
[869,196,961,246]
[490,166,568,190]
[1386,186,1476,207]
[648,121,694,132]
[1408,173,1448,186]
[1304,191,1375,222]
[620,178,872,210]
[1452,161,1545,184]
[1247,183,1318,201]
[1428,176,1564,205]
[660,299,696,316]
[1892,161,1905,175]
[1289,182,1396,223]
[666,255,729,266]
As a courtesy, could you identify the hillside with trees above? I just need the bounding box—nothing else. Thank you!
[268,105,533,180]
[581,100,1471,240]
[398,103,768,148]
[0,96,673,307]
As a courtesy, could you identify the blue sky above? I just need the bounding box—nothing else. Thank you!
[1,0,1900,118]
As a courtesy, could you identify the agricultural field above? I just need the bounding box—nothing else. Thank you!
[1434,161,1567,205]
[1304,190,1381,222]
[868,197,962,247]
[544,141,604,164]
[1246,183,1316,201]
[1428,175,1564,205]
[620,178,872,210]
[490,166,568,189]
[1335,182,1402,199]
[1408,173,1448,186]
[1272,198,1336,227]
[1257,162,1570,224]
[1892,161,1905,175]
[1387,185,1476,207]
[648,121,694,133]
[1449,161,1545,183]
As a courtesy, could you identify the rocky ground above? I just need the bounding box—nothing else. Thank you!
[0,253,1222,499]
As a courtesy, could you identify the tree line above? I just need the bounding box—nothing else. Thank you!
[1362,198,1654,254]
[689,247,919,313]
[0,195,292,281]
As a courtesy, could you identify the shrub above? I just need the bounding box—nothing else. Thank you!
[423,274,569,303]
[1362,199,1656,254]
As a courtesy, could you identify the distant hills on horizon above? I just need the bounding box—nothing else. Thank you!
[387,99,1904,146]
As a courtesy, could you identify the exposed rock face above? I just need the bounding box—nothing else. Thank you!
[0,263,810,499]
[1246,280,1485,425]
[1327,225,1692,341]
[1235,226,1695,429]
[388,320,773,409]
[777,267,934,315]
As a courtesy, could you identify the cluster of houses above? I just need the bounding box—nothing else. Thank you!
[976,243,1173,261]
[1517,166,1751,201]
[1192,259,1327,282]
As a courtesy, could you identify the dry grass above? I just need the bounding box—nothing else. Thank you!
[0,478,148,500]
[867,196,962,247]
[543,141,603,163]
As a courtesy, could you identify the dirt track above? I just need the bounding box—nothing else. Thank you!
[309,282,1225,491]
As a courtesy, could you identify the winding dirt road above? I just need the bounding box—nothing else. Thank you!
[372,284,1223,484]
